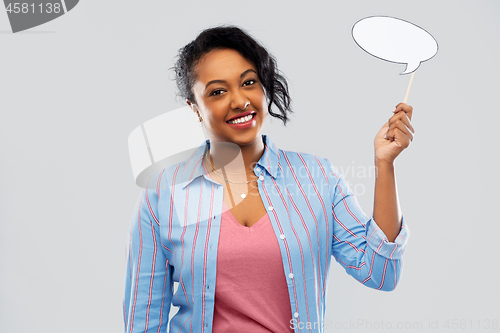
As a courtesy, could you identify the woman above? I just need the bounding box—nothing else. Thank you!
[124,26,412,333]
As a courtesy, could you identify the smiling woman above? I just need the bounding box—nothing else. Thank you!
[123,25,413,333]
[188,49,269,150]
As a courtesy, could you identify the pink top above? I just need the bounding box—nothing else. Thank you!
[212,202,294,332]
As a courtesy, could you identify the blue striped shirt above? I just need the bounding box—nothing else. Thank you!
[123,134,409,333]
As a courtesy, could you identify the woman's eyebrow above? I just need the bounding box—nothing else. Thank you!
[240,69,257,78]
[204,69,257,90]
[205,79,225,90]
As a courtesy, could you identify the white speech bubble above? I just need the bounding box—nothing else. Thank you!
[352,16,438,74]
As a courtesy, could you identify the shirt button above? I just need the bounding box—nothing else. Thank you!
[259,175,264,181]
[294,312,299,318]
[280,234,285,239]
[288,273,294,279]
[256,167,261,172]
[268,206,273,211]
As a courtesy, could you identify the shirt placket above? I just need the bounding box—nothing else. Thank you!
[203,179,224,333]
[257,165,302,331]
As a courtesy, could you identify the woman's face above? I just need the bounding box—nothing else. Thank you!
[188,48,268,147]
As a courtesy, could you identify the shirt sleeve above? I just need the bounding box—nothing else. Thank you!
[123,187,173,332]
[325,158,409,291]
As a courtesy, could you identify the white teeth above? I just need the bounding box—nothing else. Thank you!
[228,114,253,124]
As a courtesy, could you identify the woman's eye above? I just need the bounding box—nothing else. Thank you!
[243,79,256,86]
[210,89,224,96]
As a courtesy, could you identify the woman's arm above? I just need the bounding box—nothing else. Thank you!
[373,162,400,242]
[372,103,414,242]
[328,162,409,291]
[124,187,173,333]
[323,103,414,291]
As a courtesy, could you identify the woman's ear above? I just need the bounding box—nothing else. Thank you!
[187,99,203,122]
[186,99,197,112]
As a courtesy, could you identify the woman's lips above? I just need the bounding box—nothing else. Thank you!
[226,113,256,129]
[226,111,256,122]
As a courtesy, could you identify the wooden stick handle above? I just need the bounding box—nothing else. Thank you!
[403,71,415,104]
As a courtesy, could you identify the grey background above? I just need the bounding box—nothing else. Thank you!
[1,0,498,332]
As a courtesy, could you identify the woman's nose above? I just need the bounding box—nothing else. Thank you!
[230,90,250,110]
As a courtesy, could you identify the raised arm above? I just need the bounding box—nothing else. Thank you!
[373,103,414,242]
[328,164,409,291]
[327,103,414,290]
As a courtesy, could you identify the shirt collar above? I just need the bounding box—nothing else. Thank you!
[180,134,280,189]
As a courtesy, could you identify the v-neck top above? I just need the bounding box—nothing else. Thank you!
[212,202,294,332]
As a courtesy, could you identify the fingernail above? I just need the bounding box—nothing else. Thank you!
[384,133,388,139]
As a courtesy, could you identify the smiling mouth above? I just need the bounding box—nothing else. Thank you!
[226,113,256,124]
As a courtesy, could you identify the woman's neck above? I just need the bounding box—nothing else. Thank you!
[207,136,265,174]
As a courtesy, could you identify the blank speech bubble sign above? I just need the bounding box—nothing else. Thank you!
[352,16,438,74]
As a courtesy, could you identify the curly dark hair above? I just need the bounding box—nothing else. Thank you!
[173,25,292,125]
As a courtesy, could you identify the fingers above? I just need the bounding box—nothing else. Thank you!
[387,128,412,148]
[394,103,413,121]
[384,103,415,146]
[388,111,414,134]
[386,120,414,143]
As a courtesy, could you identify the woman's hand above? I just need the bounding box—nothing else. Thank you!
[374,103,415,165]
